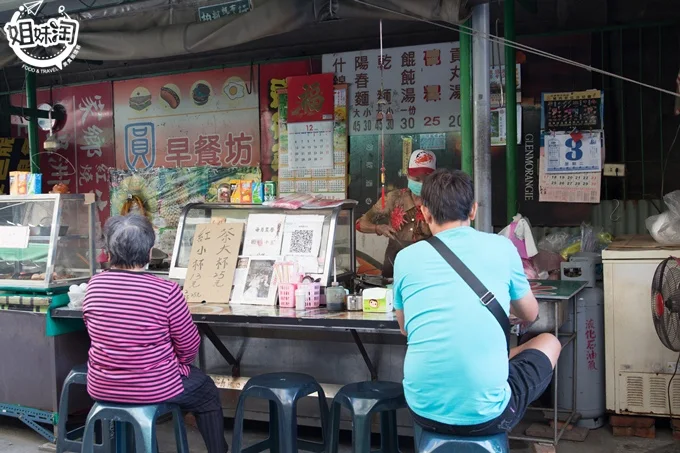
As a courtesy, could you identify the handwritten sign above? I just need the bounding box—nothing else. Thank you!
[0,226,30,249]
[184,223,244,303]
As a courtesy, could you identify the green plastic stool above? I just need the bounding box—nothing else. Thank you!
[232,372,329,453]
[328,381,406,453]
[413,424,509,452]
[81,402,189,453]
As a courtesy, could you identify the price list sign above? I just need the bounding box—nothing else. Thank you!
[184,223,244,303]
[322,42,463,136]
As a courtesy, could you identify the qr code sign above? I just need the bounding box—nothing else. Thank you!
[290,229,313,254]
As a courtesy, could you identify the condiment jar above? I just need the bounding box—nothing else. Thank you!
[326,282,346,312]
[346,293,363,311]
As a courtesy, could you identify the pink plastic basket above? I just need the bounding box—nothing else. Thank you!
[278,283,297,308]
[304,283,321,308]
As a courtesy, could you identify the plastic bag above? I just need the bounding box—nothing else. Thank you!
[646,211,680,245]
[646,190,680,246]
[538,232,572,253]
[663,190,680,218]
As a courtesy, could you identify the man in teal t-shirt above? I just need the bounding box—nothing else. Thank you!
[393,169,562,435]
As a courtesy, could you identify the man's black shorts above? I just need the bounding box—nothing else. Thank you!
[411,349,554,436]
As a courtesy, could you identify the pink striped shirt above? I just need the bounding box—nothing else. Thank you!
[82,270,200,403]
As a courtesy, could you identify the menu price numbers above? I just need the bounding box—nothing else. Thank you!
[349,114,461,133]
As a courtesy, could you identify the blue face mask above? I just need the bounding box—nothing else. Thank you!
[408,179,423,196]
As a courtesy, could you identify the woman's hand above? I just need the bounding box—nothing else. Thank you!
[376,224,397,239]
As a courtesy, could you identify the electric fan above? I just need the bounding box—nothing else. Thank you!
[651,257,680,353]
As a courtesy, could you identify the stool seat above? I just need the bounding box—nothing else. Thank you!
[82,402,189,453]
[329,381,407,453]
[414,424,509,453]
[332,381,405,413]
[232,372,329,453]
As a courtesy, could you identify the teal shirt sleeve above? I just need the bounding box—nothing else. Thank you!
[393,251,405,310]
[507,240,531,301]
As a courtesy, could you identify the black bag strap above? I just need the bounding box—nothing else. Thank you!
[427,236,511,353]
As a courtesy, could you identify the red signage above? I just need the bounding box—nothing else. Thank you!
[286,74,334,123]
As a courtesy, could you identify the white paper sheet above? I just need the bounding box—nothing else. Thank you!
[229,256,250,303]
[545,131,603,173]
[281,215,325,258]
[288,121,334,170]
[242,214,286,256]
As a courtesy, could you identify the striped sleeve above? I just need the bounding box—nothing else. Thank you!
[167,283,200,367]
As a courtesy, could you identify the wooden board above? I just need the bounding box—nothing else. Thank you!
[184,223,244,303]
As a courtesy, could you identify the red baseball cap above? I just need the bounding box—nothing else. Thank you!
[408,149,436,178]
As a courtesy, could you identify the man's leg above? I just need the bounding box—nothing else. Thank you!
[166,367,228,453]
[510,333,562,368]
[502,333,561,431]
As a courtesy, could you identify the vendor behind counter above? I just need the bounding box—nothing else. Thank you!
[355,150,436,278]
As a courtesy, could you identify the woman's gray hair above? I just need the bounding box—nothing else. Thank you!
[104,215,155,269]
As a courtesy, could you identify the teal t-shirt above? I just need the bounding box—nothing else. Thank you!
[393,226,531,426]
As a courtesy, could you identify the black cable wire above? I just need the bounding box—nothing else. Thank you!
[669,352,680,421]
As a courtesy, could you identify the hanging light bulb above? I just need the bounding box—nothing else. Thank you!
[43,109,59,151]
[385,107,393,121]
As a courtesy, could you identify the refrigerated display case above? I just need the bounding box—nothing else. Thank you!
[0,194,96,292]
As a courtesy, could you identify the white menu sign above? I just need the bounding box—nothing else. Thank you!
[0,226,30,249]
[323,42,462,136]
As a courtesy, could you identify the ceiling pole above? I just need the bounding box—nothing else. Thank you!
[472,2,492,232]
[505,0,518,223]
[460,19,473,177]
[25,70,40,173]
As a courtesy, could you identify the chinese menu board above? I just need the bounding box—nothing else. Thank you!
[10,82,115,220]
[184,223,244,303]
[323,42,463,135]
[113,66,260,170]
[0,138,30,194]
[541,90,603,131]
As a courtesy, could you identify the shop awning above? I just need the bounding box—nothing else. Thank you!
[0,0,471,68]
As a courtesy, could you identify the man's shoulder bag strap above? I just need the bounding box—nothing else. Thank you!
[427,235,511,353]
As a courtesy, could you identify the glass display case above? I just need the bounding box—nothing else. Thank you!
[170,202,357,285]
[0,194,96,291]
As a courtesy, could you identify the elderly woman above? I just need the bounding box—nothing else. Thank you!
[83,215,228,453]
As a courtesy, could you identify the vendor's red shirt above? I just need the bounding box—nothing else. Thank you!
[82,269,200,403]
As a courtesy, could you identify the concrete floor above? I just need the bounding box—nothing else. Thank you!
[0,417,678,453]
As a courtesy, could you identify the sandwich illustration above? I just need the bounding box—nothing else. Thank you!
[192,81,211,106]
[160,84,181,109]
[129,87,151,111]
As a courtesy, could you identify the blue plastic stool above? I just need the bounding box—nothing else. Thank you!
[328,381,406,453]
[413,424,509,453]
[232,372,329,453]
[81,402,189,453]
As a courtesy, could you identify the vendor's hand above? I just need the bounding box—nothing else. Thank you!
[376,224,397,239]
